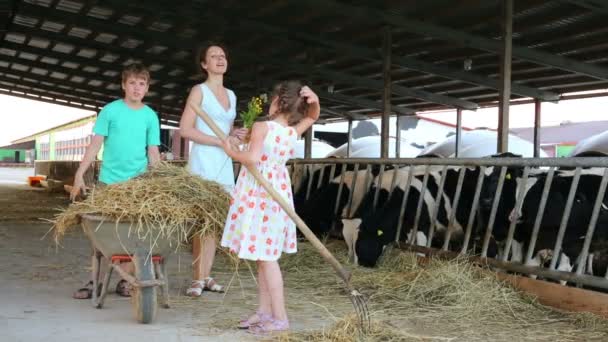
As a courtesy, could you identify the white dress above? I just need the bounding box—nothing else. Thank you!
[220,121,298,261]
[188,83,237,192]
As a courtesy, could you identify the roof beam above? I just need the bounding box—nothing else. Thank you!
[317,89,415,115]
[0,40,197,90]
[311,0,608,81]
[8,25,176,68]
[0,66,184,118]
[238,19,559,102]
[317,68,477,110]
[244,53,478,110]
[557,0,608,13]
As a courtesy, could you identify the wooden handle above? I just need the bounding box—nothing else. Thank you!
[189,102,351,284]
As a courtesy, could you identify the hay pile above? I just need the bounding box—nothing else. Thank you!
[51,163,230,246]
[277,242,608,342]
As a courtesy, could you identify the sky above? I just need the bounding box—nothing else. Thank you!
[1,90,608,147]
[0,94,94,146]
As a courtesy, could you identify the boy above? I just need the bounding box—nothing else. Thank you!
[71,62,161,299]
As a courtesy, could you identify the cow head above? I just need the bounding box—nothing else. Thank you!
[478,152,524,241]
[355,224,391,267]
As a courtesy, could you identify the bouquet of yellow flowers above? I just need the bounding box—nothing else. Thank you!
[240,94,267,129]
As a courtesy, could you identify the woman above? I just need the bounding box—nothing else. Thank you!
[179,43,247,296]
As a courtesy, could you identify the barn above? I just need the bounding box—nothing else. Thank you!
[2,0,608,339]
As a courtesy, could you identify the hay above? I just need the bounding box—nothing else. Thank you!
[279,242,608,342]
[51,163,230,247]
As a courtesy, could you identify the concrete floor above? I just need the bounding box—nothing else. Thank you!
[0,167,34,185]
[0,184,349,342]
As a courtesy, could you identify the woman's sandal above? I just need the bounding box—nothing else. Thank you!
[115,279,132,297]
[203,277,224,293]
[186,280,205,297]
[247,318,290,335]
[238,310,272,329]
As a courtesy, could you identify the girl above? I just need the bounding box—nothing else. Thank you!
[220,81,320,334]
[179,43,247,297]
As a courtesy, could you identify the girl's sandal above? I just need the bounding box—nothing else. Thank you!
[247,319,290,335]
[203,277,224,293]
[238,310,272,329]
[115,279,132,297]
[186,280,205,297]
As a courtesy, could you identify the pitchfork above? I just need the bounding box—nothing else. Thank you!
[189,103,371,331]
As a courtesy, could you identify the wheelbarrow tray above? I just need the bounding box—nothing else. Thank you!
[80,214,178,259]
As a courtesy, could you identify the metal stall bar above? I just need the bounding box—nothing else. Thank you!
[394,165,415,243]
[524,167,555,265]
[305,163,317,201]
[387,164,400,203]
[363,164,373,196]
[443,166,466,251]
[328,163,337,187]
[372,164,386,209]
[316,164,326,189]
[347,119,353,158]
[460,166,486,254]
[288,157,608,168]
[497,0,513,154]
[426,165,449,247]
[345,163,361,218]
[575,168,608,276]
[501,166,530,262]
[481,166,508,257]
[455,109,462,157]
[549,167,582,270]
[396,116,402,158]
[330,163,348,231]
[534,99,541,158]
[409,165,431,245]
[381,26,391,159]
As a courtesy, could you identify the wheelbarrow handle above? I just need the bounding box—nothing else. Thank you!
[188,102,351,284]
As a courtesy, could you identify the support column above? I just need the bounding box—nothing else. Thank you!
[497,0,513,153]
[347,119,353,157]
[396,115,402,158]
[455,109,462,157]
[534,99,541,158]
[304,127,312,158]
[381,26,392,158]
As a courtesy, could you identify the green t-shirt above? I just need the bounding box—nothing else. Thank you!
[93,99,160,184]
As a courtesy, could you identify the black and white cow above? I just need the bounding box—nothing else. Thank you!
[296,165,385,238]
[480,163,608,282]
[350,165,485,267]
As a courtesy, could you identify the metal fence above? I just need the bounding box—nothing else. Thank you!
[270,157,608,291]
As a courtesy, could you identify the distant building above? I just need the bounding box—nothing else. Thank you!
[0,140,35,163]
[10,114,174,161]
[510,121,608,157]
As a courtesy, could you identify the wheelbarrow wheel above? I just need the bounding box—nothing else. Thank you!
[132,254,157,324]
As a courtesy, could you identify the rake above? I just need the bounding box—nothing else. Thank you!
[189,102,371,331]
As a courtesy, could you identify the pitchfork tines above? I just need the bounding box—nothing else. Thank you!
[349,288,371,332]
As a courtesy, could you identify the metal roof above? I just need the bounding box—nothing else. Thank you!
[1,0,608,125]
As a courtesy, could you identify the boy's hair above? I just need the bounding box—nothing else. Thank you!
[196,42,229,76]
[121,63,150,84]
[271,80,309,126]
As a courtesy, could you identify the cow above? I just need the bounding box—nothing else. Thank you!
[480,163,608,283]
[296,165,385,238]
[350,165,484,267]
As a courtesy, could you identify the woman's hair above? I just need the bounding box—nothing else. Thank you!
[196,42,228,76]
[271,80,309,125]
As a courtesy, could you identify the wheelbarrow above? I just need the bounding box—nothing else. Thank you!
[81,214,176,324]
